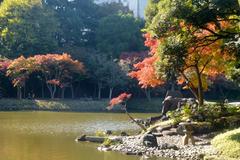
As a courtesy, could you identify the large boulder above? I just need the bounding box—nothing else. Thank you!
[162,96,197,115]
[141,134,158,147]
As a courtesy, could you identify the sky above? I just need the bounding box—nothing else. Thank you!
[95,0,148,18]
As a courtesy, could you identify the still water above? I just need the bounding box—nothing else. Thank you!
[0,112,165,160]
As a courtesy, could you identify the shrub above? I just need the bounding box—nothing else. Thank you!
[167,110,182,125]
[212,128,240,158]
[102,138,119,147]
[95,131,106,137]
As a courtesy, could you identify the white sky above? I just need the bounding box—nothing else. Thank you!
[95,0,148,18]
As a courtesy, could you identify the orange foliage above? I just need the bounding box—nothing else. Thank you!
[6,56,37,87]
[5,53,85,91]
[132,20,235,91]
[177,20,235,91]
[0,58,12,73]
[47,79,60,86]
[107,93,132,110]
[33,53,84,87]
[128,56,164,88]
[144,33,159,54]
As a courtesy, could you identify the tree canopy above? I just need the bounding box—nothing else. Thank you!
[0,0,59,57]
[132,0,240,105]
[96,13,146,58]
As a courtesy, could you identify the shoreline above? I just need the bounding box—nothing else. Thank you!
[0,98,162,113]
[109,134,217,160]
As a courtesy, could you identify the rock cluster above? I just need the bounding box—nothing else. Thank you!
[94,124,218,159]
[108,134,217,160]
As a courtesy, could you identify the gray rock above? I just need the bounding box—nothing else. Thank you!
[109,136,123,143]
[105,130,112,135]
[156,125,172,132]
[76,135,105,143]
[125,151,137,155]
[162,130,178,136]
[152,132,163,137]
[75,134,86,141]
[97,146,112,152]
[121,131,129,136]
[176,125,185,135]
[141,134,158,147]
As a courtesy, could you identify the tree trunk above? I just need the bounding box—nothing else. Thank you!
[17,86,22,99]
[123,104,147,131]
[144,88,151,101]
[171,82,175,91]
[70,85,75,99]
[41,82,45,99]
[98,83,102,100]
[109,87,113,99]
[47,84,56,99]
[180,71,199,100]
[52,85,56,99]
[23,85,26,99]
[195,66,204,106]
[93,85,97,98]
[61,87,66,99]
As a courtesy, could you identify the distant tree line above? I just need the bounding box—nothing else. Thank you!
[0,0,149,99]
[0,0,239,100]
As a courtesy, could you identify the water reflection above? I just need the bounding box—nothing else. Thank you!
[0,112,165,160]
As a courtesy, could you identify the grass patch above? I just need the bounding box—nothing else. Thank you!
[0,98,162,112]
[212,128,240,159]
[0,98,109,112]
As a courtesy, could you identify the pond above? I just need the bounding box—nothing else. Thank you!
[0,112,166,160]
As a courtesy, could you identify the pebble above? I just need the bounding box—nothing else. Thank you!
[104,135,218,160]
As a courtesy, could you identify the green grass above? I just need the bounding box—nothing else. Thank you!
[0,98,109,112]
[0,98,162,112]
[211,128,240,159]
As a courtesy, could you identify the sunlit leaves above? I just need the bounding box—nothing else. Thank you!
[128,56,164,89]
[136,0,239,105]
[96,13,145,58]
[0,0,58,57]
[4,53,85,98]
[33,53,85,89]
[6,56,38,88]
[107,92,131,110]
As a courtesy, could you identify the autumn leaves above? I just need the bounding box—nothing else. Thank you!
[1,54,84,99]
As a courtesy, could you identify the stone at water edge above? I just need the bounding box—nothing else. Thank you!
[105,130,112,135]
[97,146,112,152]
[75,135,105,143]
[108,136,123,143]
[75,134,86,142]
[121,131,129,136]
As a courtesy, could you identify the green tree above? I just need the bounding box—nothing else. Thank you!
[0,0,59,57]
[143,0,239,106]
[84,54,127,99]
[104,60,128,99]
[96,2,131,18]
[96,13,146,58]
[45,0,98,47]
